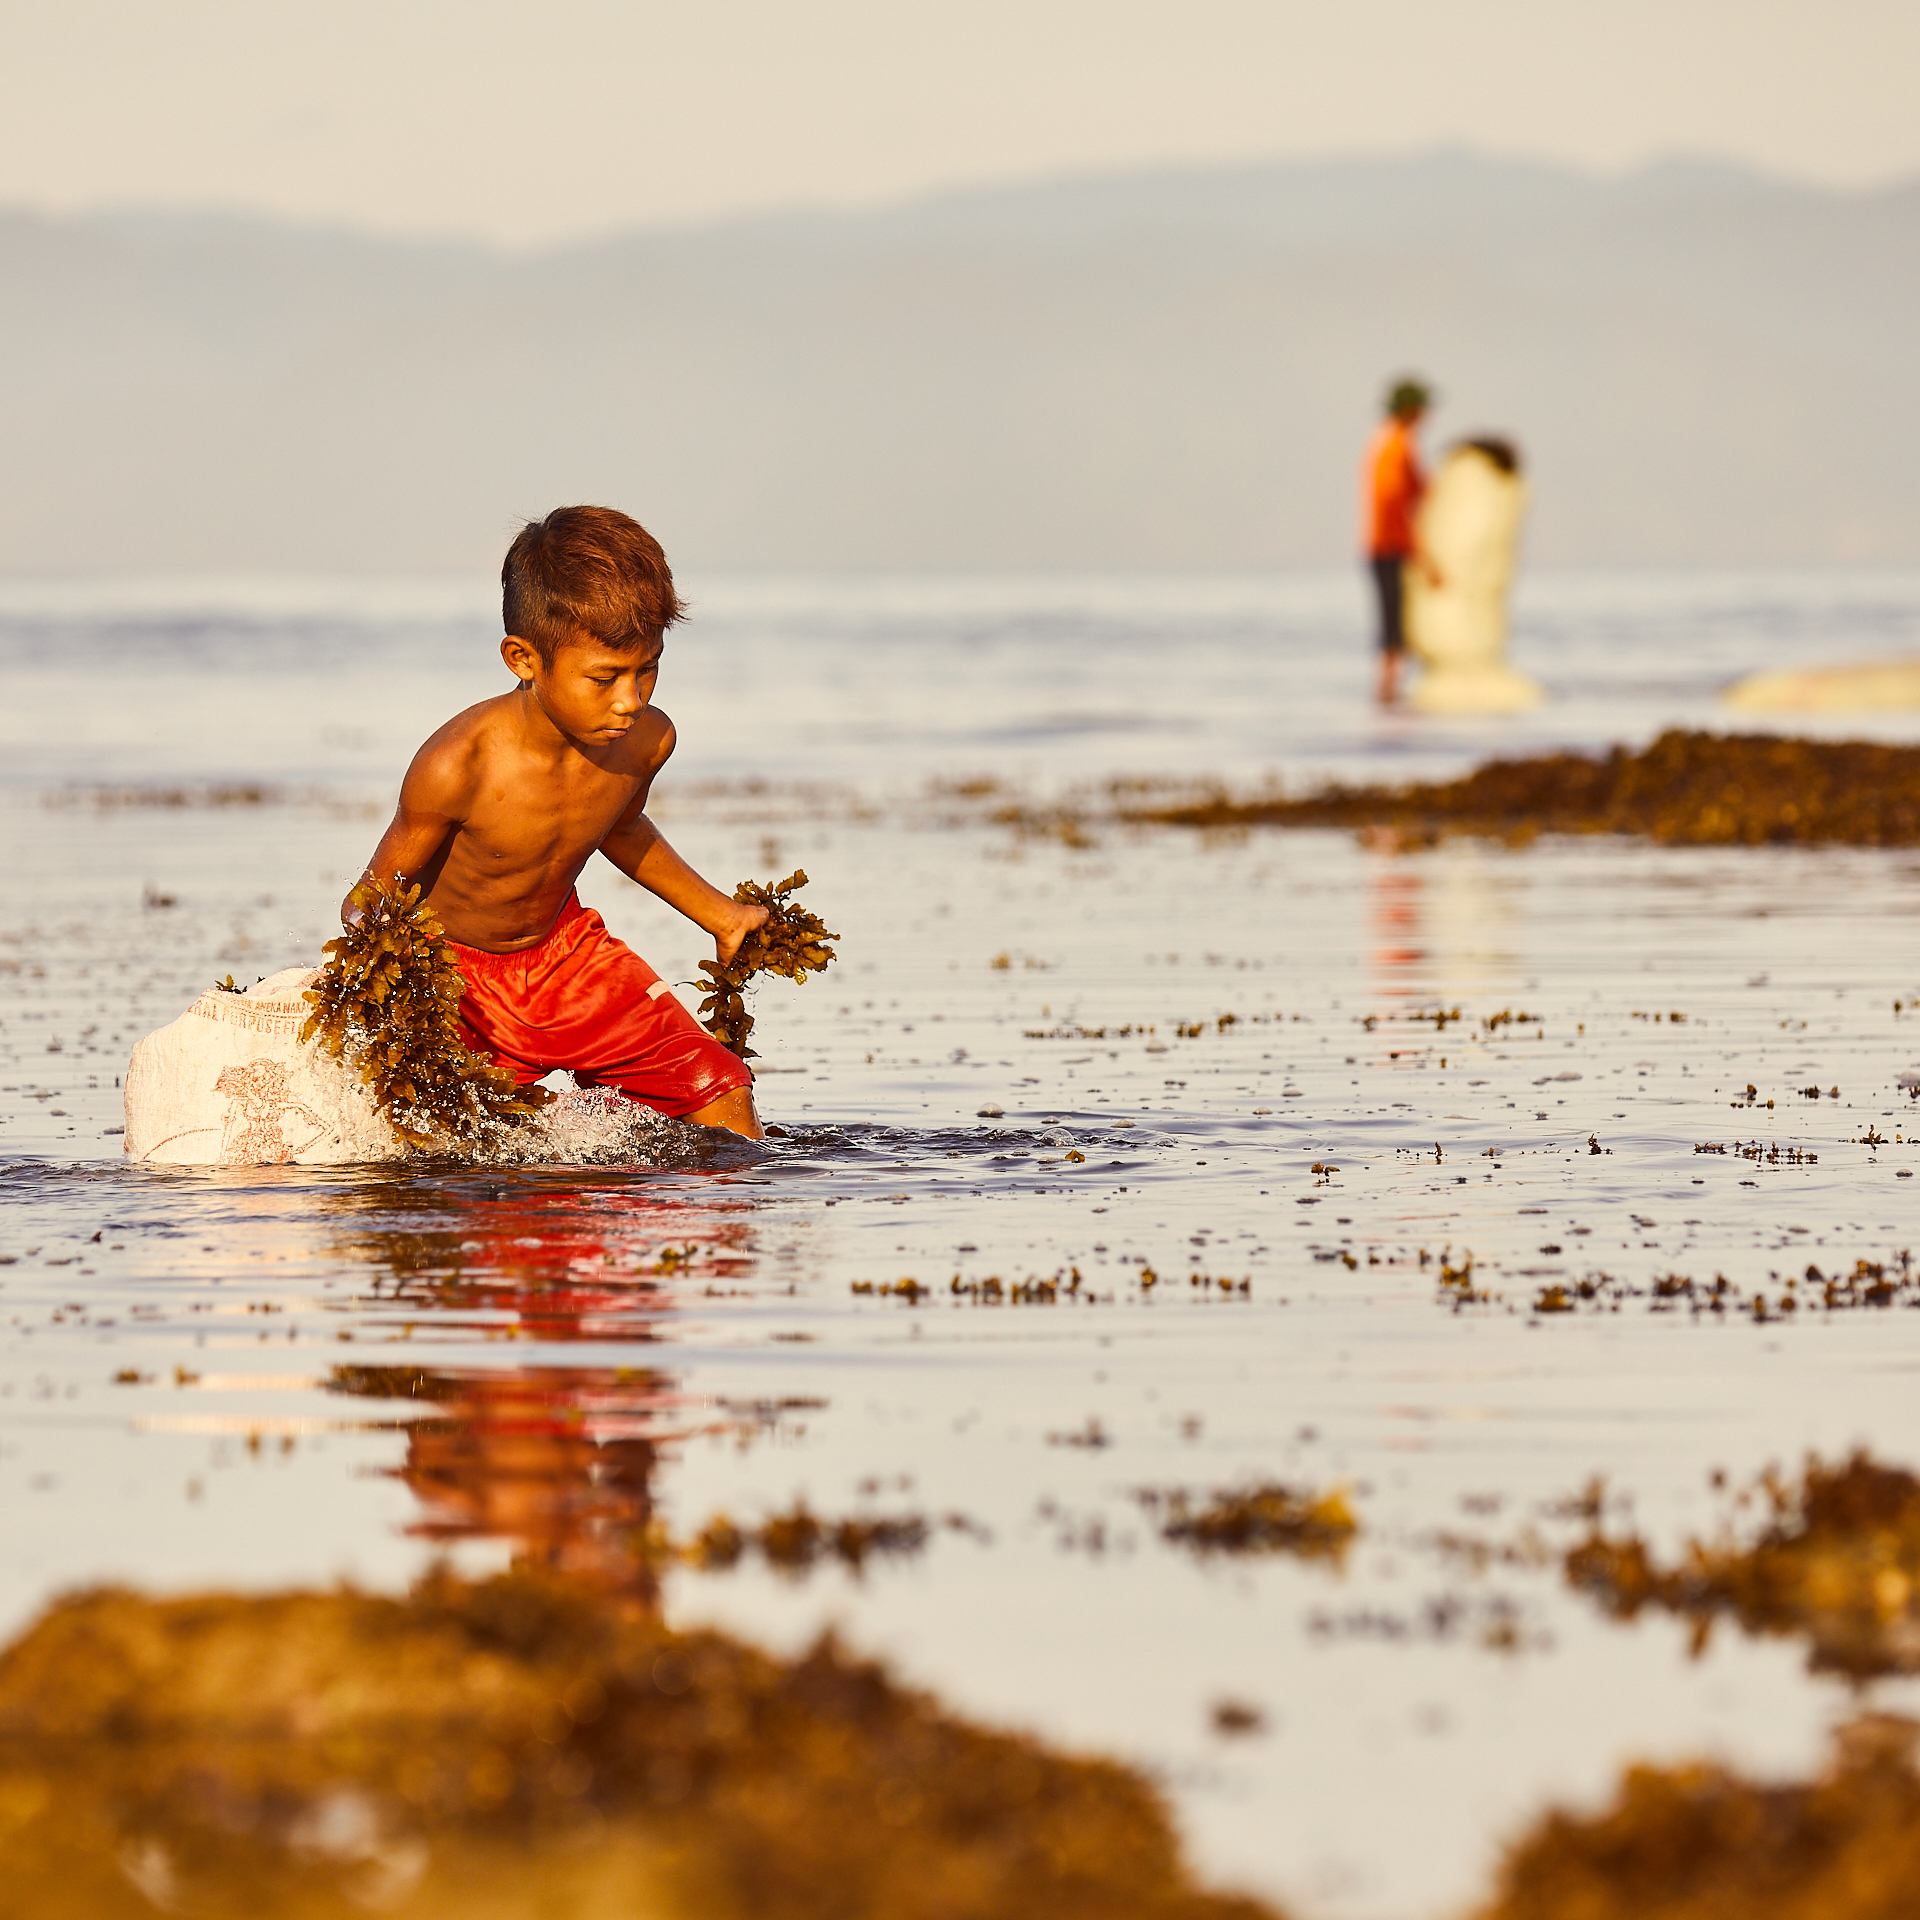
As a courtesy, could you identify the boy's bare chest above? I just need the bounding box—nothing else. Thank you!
[461,763,642,863]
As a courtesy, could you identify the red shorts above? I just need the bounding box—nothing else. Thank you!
[450,893,752,1120]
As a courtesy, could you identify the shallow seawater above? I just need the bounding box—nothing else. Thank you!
[7,571,1920,1918]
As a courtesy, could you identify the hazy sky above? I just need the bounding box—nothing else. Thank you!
[3,0,1916,246]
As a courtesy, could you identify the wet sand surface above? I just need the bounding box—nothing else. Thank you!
[6,572,1920,1917]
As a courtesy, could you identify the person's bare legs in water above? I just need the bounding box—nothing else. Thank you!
[1362,378,1439,707]
[1372,553,1408,706]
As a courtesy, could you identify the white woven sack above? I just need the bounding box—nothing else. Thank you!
[1406,445,1542,715]
[123,967,392,1165]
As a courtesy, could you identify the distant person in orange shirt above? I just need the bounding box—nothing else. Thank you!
[1362,376,1442,706]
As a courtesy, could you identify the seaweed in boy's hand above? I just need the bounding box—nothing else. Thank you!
[301,873,554,1147]
[698,869,840,1060]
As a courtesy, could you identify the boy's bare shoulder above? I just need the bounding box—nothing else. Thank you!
[632,705,676,772]
[401,694,517,808]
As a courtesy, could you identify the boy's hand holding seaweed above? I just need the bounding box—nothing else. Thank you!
[711,894,771,968]
[303,873,554,1150]
[698,871,839,1059]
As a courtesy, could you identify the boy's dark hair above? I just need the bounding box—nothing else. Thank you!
[1384,375,1433,419]
[502,506,687,666]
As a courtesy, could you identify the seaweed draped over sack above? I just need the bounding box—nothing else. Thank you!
[698,871,839,1059]
[300,875,554,1148]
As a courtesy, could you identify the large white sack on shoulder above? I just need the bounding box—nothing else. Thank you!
[123,967,397,1166]
[1405,441,1543,716]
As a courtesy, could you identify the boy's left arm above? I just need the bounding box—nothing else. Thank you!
[598,721,768,963]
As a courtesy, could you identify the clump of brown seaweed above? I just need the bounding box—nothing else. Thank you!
[1141,1482,1358,1563]
[698,870,839,1060]
[1564,1452,1920,1678]
[301,873,553,1148]
[1478,1715,1920,1920]
[1120,730,1920,848]
[0,1570,1276,1920]
[680,1502,933,1576]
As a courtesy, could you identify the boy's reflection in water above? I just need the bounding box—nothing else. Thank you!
[363,1362,674,1597]
[1365,833,1428,991]
[322,1177,761,1599]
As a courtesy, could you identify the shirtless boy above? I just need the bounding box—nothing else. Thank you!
[345,505,766,1138]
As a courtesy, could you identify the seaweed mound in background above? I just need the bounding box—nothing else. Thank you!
[1141,1481,1358,1563]
[1564,1451,1920,1679]
[1134,730,1920,848]
[1479,1715,1920,1920]
[302,874,554,1149]
[699,870,840,1060]
[0,1570,1277,1920]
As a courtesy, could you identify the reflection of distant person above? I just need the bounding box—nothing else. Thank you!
[1361,376,1441,706]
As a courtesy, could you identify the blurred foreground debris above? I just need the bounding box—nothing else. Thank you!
[1565,1452,1920,1678]
[1478,1715,1920,1920]
[0,1570,1274,1920]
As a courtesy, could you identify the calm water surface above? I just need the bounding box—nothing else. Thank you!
[6,570,1920,1918]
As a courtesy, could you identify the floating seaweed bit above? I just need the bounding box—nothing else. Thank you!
[301,873,553,1148]
[1480,1715,1920,1920]
[53,779,289,811]
[1806,1256,1916,1309]
[1437,1250,1489,1308]
[1307,1591,1539,1653]
[1537,1273,1637,1315]
[991,802,1097,850]
[697,869,839,1060]
[1187,1270,1252,1295]
[1509,1257,1917,1324]
[0,1570,1276,1920]
[682,1502,933,1577]
[952,1270,1080,1305]
[1482,1008,1541,1032]
[1693,1139,1818,1164]
[1363,1003,1462,1031]
[849,1277,932,1302]
[1565,1452,1920,1679]
[852,1271,1101,1307]
[1648,1272,1736,1315]
[1116,729,1920,849]
[1209,1698,1267,1738]
[1142,1481,1357,1562]
[1023,1021,1152,1040]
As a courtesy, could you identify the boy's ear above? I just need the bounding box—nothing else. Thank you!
[500,634,542,681]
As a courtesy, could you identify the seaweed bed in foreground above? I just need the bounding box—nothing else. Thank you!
[1106,730,1920,848]
[1475,1716,1920,1920]
[8,1577,1920,1919]
[0,1571,1272,1920]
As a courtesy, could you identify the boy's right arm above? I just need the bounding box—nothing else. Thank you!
[340,740,471,927]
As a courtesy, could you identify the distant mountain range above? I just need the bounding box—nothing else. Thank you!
[0,150,1915,574]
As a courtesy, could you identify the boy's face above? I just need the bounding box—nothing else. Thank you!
[501,630,663,746]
